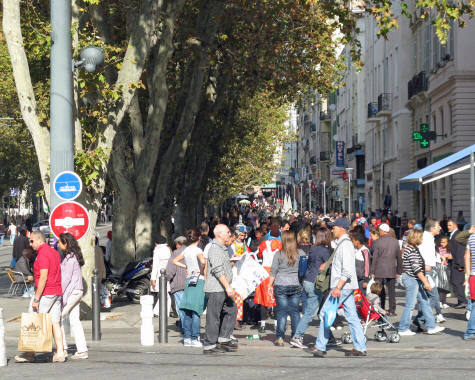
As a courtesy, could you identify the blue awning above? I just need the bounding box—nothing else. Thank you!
[399,143,475,191]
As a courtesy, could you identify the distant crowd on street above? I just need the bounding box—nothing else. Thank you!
[150,199,475,356]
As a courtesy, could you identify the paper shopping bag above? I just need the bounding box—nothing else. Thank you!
[17,312,53,353]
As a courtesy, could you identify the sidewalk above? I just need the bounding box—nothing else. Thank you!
[1,293,475,379]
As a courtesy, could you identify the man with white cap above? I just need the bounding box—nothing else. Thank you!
[370,223,402,316]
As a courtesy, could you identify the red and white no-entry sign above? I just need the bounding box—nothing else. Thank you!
[49,201,90,241]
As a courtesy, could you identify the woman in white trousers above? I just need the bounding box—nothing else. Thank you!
[59,232,88,359]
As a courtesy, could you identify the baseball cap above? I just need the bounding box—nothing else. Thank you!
[328,217,350,230]
[379,223,390,233]
[413,224,423,231]
[174,236,187,245]
[235,223,247,234]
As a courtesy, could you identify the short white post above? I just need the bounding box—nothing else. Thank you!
[140,295,155,346]
[0,308,7,366]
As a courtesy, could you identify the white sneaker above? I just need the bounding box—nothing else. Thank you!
[183,338,192,347]
[427,325,445,334]
[398,330,416,336]
[441,303,450,309]
[466,311,471,321]
[436,314,446,323]
[191,339,203,348]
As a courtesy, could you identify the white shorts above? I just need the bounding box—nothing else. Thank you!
[29,295,62,324]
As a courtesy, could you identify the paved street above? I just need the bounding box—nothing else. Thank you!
[0,233,475,380]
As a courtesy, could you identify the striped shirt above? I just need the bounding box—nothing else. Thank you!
[402,245,425,278]
[468,234,475,275]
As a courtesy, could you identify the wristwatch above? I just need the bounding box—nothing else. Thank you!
[33,298,41,303]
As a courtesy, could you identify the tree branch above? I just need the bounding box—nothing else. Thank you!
[2,0,51,203]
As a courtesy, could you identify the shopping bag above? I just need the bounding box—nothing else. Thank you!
[469,276,475,301]
[434,263,451,292]
[17,312,53,353]
[253,277,276,307]
[323,296,340,329]
[232,254,269,299]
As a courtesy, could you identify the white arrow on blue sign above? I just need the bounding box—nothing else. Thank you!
[53,171,82,201]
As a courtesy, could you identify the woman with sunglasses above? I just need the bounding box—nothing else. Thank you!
[58,232,88,359]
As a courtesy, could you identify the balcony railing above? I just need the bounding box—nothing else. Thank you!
[408,71,428,99]
[377,93,392,113]
[367,102,378,118]
[320,151,330,161]
[320,111,330,120]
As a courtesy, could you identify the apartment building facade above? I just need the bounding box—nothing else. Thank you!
[293,1,475,219]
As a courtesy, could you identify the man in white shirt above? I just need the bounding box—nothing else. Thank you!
[414,219,445,328]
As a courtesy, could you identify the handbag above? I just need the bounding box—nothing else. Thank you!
[188,272,200,286]
[17,312,53,352]
[315,237,351,292]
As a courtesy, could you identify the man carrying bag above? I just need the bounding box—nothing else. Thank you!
[311,218,367,358]
[15,231,66,363]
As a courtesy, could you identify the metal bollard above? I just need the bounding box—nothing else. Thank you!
[159,268,168,343]
[0,308,6,366]
[92,268,101,341]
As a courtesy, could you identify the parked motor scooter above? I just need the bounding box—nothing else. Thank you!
[104,257,153,303]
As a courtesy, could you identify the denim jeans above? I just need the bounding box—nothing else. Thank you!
[274,285,301,339]
[301,288,308,315]
[399,273,436,331]
[465,301,475,338]
[294,281,321,338]
[414,270,441,324]
[182,309,201,340]
[173,290,185,330]
[316,289,366,352]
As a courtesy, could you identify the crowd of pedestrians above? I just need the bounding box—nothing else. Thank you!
[155,202,475,357]
[8,200,475,362]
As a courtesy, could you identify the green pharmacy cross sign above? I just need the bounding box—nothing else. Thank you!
[412,123,436,148]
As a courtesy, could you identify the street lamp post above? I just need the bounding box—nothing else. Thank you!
[308,179,312,213]
[323,181,326,215]
[300,183,303,213]
[346,167,354,219]
[50,2,105,210]
[50,0,74,210]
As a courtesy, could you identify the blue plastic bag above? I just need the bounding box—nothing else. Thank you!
[323,296,340,329]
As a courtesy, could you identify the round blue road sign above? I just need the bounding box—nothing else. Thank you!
[53,171,82,201]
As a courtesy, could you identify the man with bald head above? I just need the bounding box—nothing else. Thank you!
[203,224,237,354]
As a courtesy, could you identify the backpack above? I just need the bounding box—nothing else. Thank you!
[314,237,351,292]
[355,247,369,280]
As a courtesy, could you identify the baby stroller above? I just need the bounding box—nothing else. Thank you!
[340,289,400,344]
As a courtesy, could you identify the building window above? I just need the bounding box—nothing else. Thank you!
[440,107,444,137]
[394,121,399,154]
[424,23,430,73]
[449,103,453,135]
[413,38,417,76]
[432,112,437,135]
[394,47,399,97]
